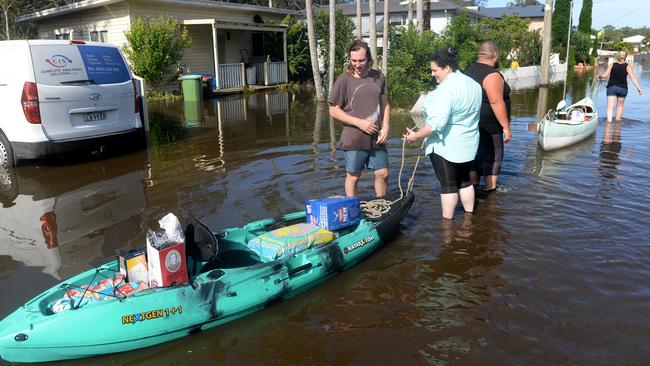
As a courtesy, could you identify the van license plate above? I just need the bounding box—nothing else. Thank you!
[84,112,106,121]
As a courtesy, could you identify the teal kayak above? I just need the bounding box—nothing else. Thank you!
[0,192,414,363]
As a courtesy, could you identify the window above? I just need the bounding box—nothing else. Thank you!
[55,32,70,40]
[89,30,108,43]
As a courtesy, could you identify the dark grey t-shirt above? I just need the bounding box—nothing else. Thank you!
[328,69,388,151]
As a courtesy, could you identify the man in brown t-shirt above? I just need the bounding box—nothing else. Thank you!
[328,40,390,197]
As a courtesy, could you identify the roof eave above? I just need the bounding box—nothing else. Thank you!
[16,0,293,23]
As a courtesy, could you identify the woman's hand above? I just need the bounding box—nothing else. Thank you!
[638,87,643,95]
[403,127,418,143]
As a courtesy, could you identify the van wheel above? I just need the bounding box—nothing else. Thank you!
[0,164,18,207]
[0,133,15,168]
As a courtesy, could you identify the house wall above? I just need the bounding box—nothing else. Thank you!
[182,25,214,75]
[36,2,130,46]
[529,19,543,33]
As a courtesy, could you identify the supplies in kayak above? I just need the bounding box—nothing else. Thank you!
[248,223,335,262]
[305,196,361,230]
[146,213,188,288]
[117,247,148,283]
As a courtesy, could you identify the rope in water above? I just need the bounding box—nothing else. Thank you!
[360,137,425,219]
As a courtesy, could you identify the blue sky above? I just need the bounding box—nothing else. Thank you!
[486,0,650,29]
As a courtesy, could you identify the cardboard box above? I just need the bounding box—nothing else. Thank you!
[305,196,361,230]
[118,248,149,283]
[146,239,188,288]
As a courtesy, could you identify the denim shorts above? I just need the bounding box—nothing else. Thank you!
[344,147,389,173]
[606,85,628,97]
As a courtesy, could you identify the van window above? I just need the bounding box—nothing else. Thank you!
[31,44,130,86]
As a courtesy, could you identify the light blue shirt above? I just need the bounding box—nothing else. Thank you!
[420,70,481,163]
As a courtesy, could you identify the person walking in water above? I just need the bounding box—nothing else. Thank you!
[329,40,390,197]
[598,50,643,123]
[464,40,512,193]
[404,47,481,219]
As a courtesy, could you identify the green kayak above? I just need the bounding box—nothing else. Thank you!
[0,192,414,363]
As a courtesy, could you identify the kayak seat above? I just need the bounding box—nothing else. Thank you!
[185,217,219,263]
[248,223,335,262]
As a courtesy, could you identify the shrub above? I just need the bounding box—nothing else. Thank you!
[123,17,191,91]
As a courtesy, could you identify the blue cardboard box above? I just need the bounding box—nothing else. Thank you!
[305,196,361,230]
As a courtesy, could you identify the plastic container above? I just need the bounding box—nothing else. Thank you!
[179,74,202,102]
[201,76,213,99]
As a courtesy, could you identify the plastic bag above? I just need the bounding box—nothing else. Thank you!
[147,213,185,250]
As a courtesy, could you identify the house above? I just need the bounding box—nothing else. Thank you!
[16,0,293,92]
[622,35,646,54]
[476,4,544,33]
[331,0,486,47]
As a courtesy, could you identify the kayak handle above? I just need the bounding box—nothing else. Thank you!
[288,263,313,277]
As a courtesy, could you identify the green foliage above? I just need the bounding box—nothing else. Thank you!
[314,9,355,81]
[440,10,478,69]
[386,27,439,107]
[552,0,571,61]
[577,0,592,34]
[475,15,530,69]
[123,17,191,91]
[284,15,312,82]
[517,30,542,67]
[572,32,592,65]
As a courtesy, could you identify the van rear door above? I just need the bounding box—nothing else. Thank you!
[29,43,137,141]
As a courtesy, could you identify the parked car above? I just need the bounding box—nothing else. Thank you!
[0,40,144,167]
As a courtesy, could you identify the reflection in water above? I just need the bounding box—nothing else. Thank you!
[414,201,504,362]
[530,133,596,177]
[0,155,148,280]
[598,120,622,180]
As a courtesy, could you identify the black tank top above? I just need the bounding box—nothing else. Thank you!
[606,62,628,89]
[464,62,511,134]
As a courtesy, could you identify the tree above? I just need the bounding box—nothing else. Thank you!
[284,15,312,82]
[577,0,592,34]
[305,0,325,101]
[328,0,335,93]
[572,32,591,65]
[356,0,361,39]
[407,0,413,27]
[381,0,389,74]
[123,17,191,91]
[0,0,25,40]
[416,0,423,33]
[369,0,377,64]
[315,9,355,79]
[551,0,571,61]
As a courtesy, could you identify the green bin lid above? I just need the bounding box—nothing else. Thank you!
[179,74,202,80]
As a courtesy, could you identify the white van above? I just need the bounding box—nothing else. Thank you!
[0,40,143,166]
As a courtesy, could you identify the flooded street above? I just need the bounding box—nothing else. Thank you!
[2,63,650,365]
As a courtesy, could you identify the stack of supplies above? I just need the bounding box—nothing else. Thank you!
[51,275,148,313]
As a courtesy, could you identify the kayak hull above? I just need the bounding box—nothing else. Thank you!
[537,97,598,151]
[0,193,414,363]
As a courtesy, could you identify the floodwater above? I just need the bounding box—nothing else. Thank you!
[1,63,650,365]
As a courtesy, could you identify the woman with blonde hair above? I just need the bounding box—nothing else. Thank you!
[598,50,643,123]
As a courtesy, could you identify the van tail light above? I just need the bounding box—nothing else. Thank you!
[69,40,86,45]
[21,82,41,124]
[40,212,59,249]
[132,78,140,114]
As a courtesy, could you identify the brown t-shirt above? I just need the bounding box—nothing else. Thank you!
[328,69,388,151]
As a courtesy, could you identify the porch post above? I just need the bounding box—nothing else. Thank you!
[283,30,288,83]
[212,23,220,90]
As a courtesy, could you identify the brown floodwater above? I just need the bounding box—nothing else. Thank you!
[2,64,650,365]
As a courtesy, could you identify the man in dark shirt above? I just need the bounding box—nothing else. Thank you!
[328,40,390,197]
[465,41,512,192]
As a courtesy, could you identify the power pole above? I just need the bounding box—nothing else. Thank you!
[540,0,553,86]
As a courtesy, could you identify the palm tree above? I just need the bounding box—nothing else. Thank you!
[305,0,325,101]
[416,0,423,33]
[407,0,413,26]
[356,0,362,39]
[328,0,335,93]
[381,0,389,74]
[369,0,377,67]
